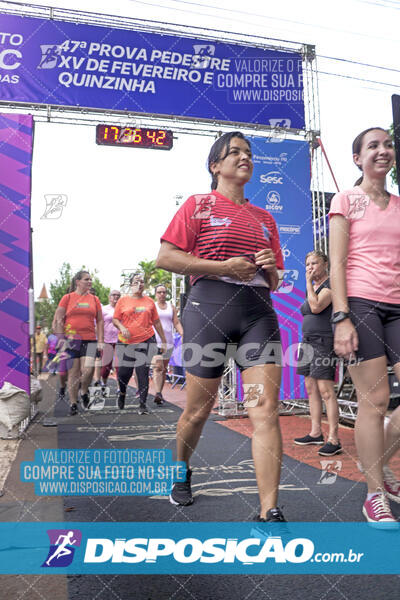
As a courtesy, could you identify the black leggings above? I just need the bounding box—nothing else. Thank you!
[116,336,157,404]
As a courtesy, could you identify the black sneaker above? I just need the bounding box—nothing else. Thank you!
[69,403,78,416]
[138,404,151,415]
[94,380,101,387]
[58,388,66,402]
[118,393,125,410]
[257,507,287,522]
[170,469,193,506]
[81,393,90,409]
[294,433,324,446]
[318,441,342,456]
[153,393,165,405]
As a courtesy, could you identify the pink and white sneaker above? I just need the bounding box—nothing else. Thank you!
[383,465,400,504]
[362,489,398,527]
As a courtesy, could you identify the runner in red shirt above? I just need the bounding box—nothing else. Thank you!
[53,271,104,415]
[156,131,285,522]
[113,273,167,414]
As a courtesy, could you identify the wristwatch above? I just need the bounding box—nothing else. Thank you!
[331,311,350,324]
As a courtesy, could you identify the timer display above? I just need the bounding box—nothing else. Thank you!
[96,125,173,150]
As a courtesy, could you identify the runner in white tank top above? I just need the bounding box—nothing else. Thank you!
[153,284,183,404]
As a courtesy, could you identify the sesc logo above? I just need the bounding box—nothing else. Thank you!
[260,171,283,185]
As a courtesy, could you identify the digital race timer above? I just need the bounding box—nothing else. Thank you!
[96,125,173,150]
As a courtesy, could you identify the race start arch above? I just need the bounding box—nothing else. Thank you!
[0,2,327,399]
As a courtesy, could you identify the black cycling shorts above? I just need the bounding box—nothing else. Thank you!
[348,297,400,365]
[64,339,97,360]
[296,335,337,381]
[59,339,98,371]
[182,279,281,379]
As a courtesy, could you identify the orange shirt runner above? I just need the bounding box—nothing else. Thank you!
[58,292,101,340]
[113,296,159,344]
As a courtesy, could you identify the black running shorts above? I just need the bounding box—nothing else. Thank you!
[182,279,281,379]
[65,339,97,360]
[296,335,337,381]
[348,297,400,365]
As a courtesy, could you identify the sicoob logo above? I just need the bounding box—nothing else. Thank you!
[42,529,82,567]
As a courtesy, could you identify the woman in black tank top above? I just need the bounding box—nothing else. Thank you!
[294,251,341,456]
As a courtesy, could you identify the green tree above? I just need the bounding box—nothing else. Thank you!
[34,299,55,330]
[49,261,73,307]
[127,259,173,298]
[90,272,110,304]
[138,259,172,293]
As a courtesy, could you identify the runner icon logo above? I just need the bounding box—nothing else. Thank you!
[42,529,82,567]
[38,45,63,69]
[317,461,342,485]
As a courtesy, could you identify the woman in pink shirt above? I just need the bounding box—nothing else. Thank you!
[329,127,400,525]
[94,290,121,388]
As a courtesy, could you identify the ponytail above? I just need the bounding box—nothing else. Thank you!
[69,270,90,293]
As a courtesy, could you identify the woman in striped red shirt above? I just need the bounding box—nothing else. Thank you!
[156,131,285,522]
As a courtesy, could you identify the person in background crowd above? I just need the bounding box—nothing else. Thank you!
[51,312,69,402]
[45,331,58,375]
[32,325,48,374]
[112,273,167,414]
[294,250,341,456]
[330,126,400,525]
[93,289,121,389]
[53,270,104,416]
[152,284,183,405]
[156,131,286,522]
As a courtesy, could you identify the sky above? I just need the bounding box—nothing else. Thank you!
[2,0,400,295]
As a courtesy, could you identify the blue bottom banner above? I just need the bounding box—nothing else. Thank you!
[0,522,399,574]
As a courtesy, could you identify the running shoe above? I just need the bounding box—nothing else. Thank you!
[256,507,287,522]
[58,388,66,402]
[294,433,324,446]
[118,393,125,410]
[69,403,78,416]
[138,404,152,415]
[383,465,400,504]
[93,380,101,387]
[153,393,165,405]
[362,489,398,526]
[81,393,90,409]
[170,468,193,506]
[318,441,342,456]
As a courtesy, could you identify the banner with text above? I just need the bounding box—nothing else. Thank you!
[0,14,304,127]
[245,136,312,399]
[0,522,398,574]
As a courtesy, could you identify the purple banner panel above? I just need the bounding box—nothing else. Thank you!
[0,113,33,393]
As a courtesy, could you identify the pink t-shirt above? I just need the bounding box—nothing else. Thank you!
[102,304,119,344]
[329,187,400,304]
